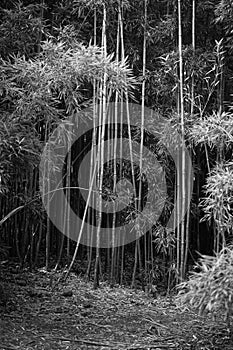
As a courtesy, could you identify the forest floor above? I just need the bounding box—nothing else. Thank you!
[0,265,232,350]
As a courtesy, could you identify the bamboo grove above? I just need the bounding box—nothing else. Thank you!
[1,0,233,292]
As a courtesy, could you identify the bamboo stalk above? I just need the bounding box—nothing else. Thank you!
[191,0,195,116]
[140,0,147,287]
[37,0,44,54]
[34,220,43,267]
[110,13,120,285]
[184,0,195,275]
[86,7,98,280]
[176,132,181,283]
[65,127,72,259]
[118,0,140,287]
[94,3,108,288]
[45,120,50,270]
[177,0,186,280]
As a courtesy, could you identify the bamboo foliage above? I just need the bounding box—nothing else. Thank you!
[0,31,135,270]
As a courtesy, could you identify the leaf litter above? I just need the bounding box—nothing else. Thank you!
[0,267,233,350]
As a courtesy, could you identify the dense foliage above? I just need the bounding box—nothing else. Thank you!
[177,246,233,325]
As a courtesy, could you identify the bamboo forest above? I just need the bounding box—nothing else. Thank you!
[1,0,233,349]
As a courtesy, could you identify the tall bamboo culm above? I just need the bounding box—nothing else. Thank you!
[177,0,186,280]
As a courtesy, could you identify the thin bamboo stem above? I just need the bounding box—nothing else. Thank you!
[178,0,186,280]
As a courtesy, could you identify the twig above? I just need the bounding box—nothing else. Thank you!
[143,317,169,329]
[50,337,118,347]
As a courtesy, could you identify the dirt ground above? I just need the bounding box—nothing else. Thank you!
[0,266,232,350]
